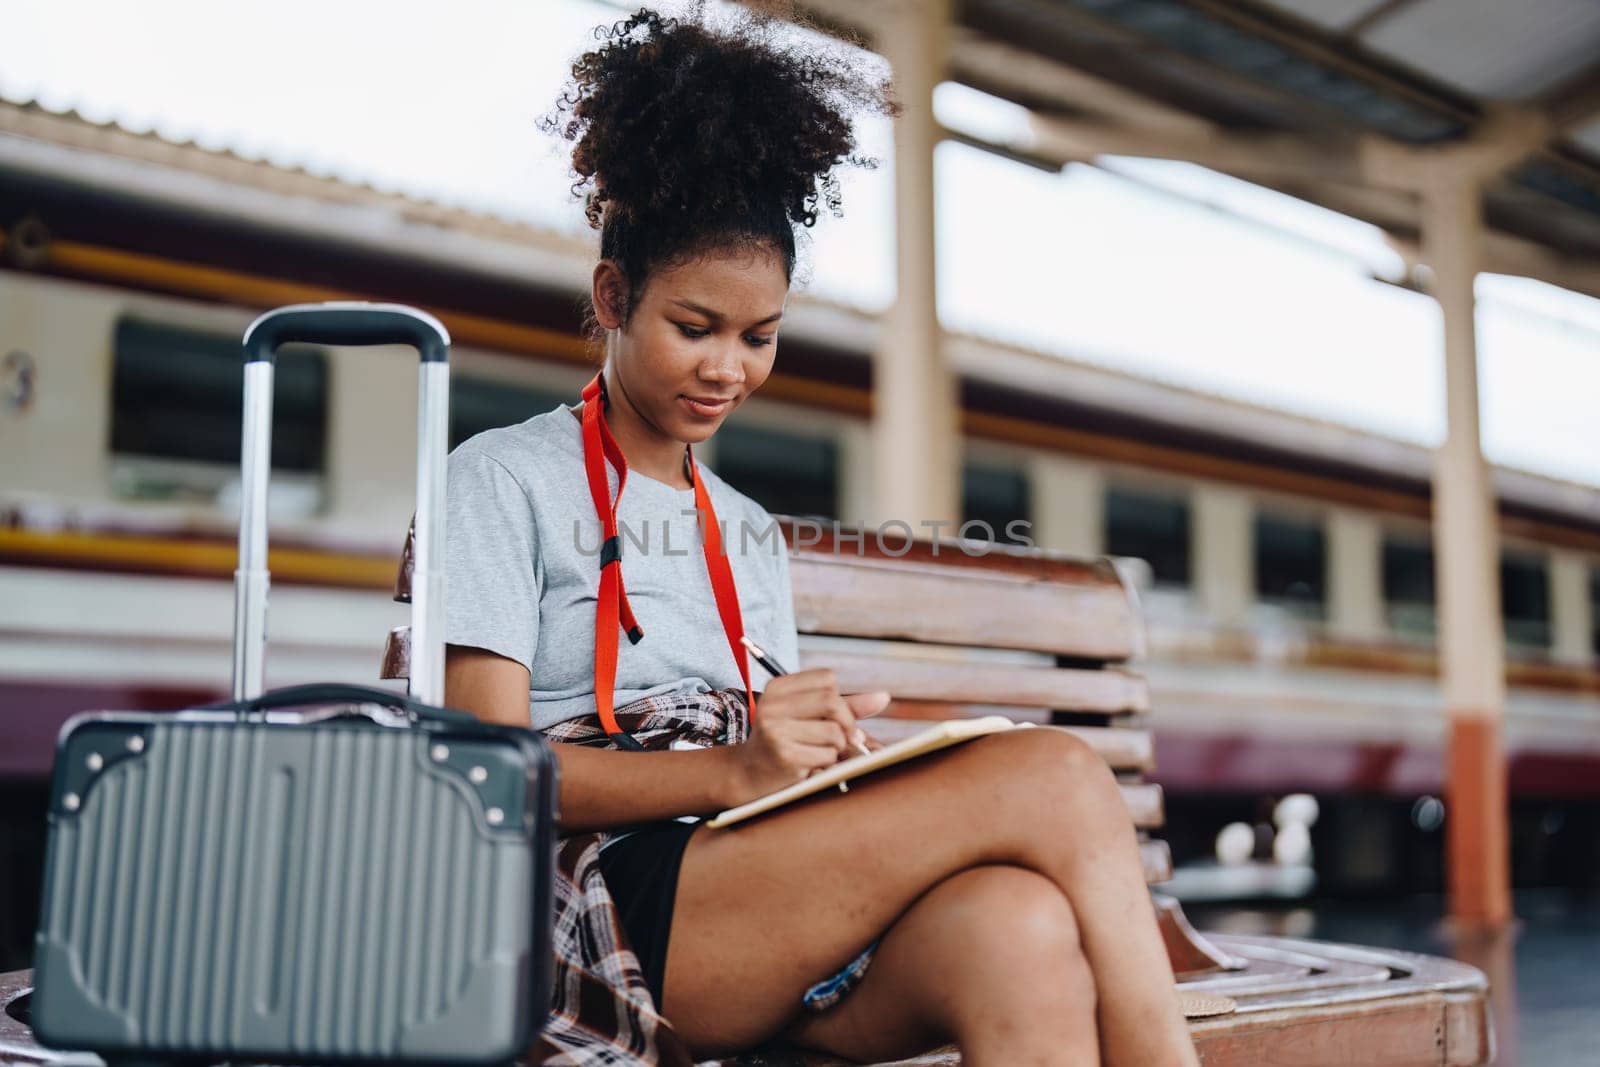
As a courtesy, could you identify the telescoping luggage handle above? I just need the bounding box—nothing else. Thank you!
[235,302,450,706]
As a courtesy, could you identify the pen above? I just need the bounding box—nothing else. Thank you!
[740,636,872,793]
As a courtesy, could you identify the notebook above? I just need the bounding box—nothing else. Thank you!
[705,715,1030,829]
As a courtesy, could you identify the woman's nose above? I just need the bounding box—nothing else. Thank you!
[698,347,745,385]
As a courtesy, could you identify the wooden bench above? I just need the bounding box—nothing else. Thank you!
[0,517,1492,1066]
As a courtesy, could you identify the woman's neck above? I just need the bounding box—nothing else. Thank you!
[581,365,693,490]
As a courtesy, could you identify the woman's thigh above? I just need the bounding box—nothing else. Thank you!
[658,726,1113,1052]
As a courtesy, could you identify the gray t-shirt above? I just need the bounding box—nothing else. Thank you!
[442,401,800,731]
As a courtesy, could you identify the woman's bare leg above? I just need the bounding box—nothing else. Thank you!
[783,866,1100,1067]
[660,727,1196,1065]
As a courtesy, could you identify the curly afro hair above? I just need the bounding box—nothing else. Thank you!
[541,2,899,328]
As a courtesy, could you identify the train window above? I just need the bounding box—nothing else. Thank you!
[1384,540,1558,650]
[1255,512,1326,618]
[1501,551,1551,650]
[110,318,327,506]
[962,462,1032,546]
[709,420,839,520]
[1104,485,1191,587]
[450,377,569,450]
[1383,537,1436,637]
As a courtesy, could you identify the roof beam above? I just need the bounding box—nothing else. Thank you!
[1015,113,1374,186]
[947,27,1209,135]
[1478,234,1600,300]
[1341,0,1426,40]
[1412,104,1553,186]
[979,102,1554,193]
[1410,65,1600,180]
[962,107,1445,194]
[1388,228,1600,303]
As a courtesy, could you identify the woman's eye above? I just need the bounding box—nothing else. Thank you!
[676,324,772,347]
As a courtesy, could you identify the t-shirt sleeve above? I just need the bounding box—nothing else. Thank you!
[442,448,541,672]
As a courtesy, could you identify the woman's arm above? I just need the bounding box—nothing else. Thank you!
[444,644,889,833]
[445,644,746,831]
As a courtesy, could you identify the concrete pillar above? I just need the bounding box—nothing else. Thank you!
[1328,509,1385,642]
[1551,550,1595,667]
[869,0,961,531]
[1424,177,1511,930]
[1193,484,1252,627]
[1027,453,1103,557]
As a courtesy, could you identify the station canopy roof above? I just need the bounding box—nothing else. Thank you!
[803,0,1600,299]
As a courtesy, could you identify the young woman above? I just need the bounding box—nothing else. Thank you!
[442,8,1199,1065]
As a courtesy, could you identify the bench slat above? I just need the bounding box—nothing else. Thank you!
[790,555,1138,661]
[1142,838,1172,884]
[799,649,1149,713]
[1122,782,1164,828]
[777,516,1125,586]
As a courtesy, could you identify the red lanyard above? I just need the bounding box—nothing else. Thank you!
[579,370,757,749]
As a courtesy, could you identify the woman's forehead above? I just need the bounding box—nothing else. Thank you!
[646,250,790,316]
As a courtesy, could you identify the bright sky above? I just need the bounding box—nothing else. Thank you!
[3,0,1596,487]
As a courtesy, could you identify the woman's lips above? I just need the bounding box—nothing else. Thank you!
[681,394,733,417]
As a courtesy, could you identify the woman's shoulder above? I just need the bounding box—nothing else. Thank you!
[445,406,590,532]
[450,404,584,482]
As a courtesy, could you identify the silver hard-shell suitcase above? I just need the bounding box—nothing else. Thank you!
[30,303,557,1064]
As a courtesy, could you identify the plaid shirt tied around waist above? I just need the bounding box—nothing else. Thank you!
[531,686,877,1066]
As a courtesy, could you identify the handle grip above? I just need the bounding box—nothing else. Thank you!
[243,304,449,364]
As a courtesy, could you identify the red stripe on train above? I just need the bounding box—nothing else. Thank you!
[1152,733,1600,798]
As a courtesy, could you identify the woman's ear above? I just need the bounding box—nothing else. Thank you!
[591,260,628,331]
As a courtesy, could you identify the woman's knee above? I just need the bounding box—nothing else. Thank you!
[783,868,1089,1061]
[916,867,1096,1023]
[965,727,1123,822]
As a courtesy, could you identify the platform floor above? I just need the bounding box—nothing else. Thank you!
[1187,890,1600,1067]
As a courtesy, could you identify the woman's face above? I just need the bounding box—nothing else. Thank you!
[592,245,789,445]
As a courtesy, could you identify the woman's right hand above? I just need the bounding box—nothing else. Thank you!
[728,669,891,805]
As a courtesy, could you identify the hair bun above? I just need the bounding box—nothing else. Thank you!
[542,5,898,233]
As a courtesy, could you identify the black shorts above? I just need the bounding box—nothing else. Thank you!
[596,820,699,1006]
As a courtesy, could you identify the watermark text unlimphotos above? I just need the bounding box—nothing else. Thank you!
[574,510,1033,558]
